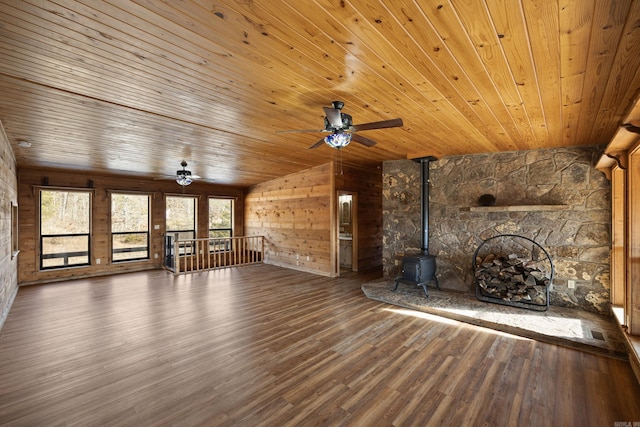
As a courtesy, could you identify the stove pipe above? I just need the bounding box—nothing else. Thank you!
[417,156,437,255]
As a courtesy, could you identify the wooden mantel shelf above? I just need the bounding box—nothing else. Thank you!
[466,205,570,212]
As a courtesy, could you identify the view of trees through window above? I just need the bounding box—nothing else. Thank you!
[40,189,91,269]
[111,193,149,261]
[166,196,197,239]
[209,198,233,252]
[39,191,233,268]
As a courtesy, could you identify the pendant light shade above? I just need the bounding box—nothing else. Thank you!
[176,170,193,186]
[324,132,352,149]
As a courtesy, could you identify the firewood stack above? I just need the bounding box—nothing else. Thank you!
[475,253,551,305]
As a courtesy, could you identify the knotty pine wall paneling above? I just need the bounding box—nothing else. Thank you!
[335,163,383,272]
[244,163,334,276]
[17,168,244,285]
[0,121,18,329]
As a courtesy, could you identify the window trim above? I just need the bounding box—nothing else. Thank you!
[110,192,151,263]
[165,195,198,251]
[11,202,19,259]
[208,197,233,253]
[39,188,92,270]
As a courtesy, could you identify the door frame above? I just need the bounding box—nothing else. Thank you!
[337,191,358,274]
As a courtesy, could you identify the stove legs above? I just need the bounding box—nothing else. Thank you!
[392,277,439,298]
[419,283,429,297]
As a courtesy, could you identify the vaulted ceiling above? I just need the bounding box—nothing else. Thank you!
[1,1,639,187]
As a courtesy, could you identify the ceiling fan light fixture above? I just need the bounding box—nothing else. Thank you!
[176,176,193,186]
[176,168,193,186]
[324,132,352,149]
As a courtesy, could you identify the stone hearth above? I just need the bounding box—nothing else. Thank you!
[362,278,627,359]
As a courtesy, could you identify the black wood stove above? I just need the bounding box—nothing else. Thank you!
[393,156,440,297]
[393,253,438,297]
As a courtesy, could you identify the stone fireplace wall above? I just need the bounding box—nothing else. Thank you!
[382,145,611,314]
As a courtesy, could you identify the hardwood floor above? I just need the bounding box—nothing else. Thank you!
[0,265,639,426]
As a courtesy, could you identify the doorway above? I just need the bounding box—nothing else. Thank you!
[338,191,358,273]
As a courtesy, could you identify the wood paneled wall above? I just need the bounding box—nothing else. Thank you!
[17,168,244,285]
[17,160,382,284]
[244,161,383,277]
[336,164,383,272]
[244,163,334,276]
[0,121,18,329]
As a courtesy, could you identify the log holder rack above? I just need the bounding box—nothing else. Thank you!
[472,234,554,312]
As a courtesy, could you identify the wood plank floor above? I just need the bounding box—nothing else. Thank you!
[0,265,639,426]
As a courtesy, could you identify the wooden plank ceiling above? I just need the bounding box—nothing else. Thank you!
[1,0,639,187]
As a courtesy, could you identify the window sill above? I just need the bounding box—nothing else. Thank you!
[39,263,91,272]
[112,258,152,264]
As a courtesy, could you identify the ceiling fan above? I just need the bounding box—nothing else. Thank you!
[175,160,201,186]
[276,101,403,149]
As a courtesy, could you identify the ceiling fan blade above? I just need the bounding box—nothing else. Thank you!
[308,138,326,149]
[324,107,343,128]
[352,118,403,132]
[153,174,200,181]
[276,129,326,134]
[351,133,377,147]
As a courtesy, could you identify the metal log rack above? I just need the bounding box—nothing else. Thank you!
[472,234,554,312]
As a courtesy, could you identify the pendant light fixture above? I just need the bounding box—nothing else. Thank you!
[324,132,352,149]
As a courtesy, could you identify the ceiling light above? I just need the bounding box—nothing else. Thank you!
[324,133,352,149]
[17,140,31,148]
[176,176,193,186]
[176,170,193,186]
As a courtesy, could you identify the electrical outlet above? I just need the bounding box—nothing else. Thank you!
[154,224,160,230]
[296,254,299,260]
[307,256,310,261]
[568,280,575,289]
[154,253,158,259]
[96,258,100,265]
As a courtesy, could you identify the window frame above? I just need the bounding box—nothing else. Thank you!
[165,195,198,255]
[208,197,233,253]
[110,192,151,263]
[11,202,19,259]
[39,188,92,270]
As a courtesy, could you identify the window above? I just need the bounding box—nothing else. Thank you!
[166,195,197,240]
[209,198,233,252]
[111,193,150,262]
[40,189,91,269]
[11,202,19,259]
